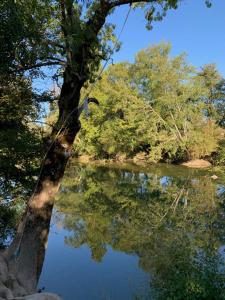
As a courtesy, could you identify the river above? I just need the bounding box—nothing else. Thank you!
[38,161,225,300]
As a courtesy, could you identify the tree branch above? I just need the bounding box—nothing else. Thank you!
[109,0,178,9]
[27,120,54,128]
[45,57,65,63]
[109,0,152,8]
[86,0,155,36]
[18,61,65,71]
[78,97,100,117]
[86,1,111,35]
[60,0,66,28]
[66,0,74,20]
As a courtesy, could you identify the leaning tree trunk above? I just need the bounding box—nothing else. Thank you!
[0,71,84,299]
[30,69,83,211]
[1,2,110,296]
[0,199,55,299]
[1,19,101,295]
[26,0,111,213]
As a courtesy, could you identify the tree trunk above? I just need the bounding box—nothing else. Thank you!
[0,201,54,299]
[0,70,83,298]
[31,69,83,210]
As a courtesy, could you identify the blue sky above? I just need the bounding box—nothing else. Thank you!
[107,0,225,76]
[36,0,225,95]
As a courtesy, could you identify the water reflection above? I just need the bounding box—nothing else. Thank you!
[52,162,225,299]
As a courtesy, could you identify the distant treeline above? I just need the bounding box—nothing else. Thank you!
[48,43,225,164]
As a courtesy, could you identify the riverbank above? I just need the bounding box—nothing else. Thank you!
[75,154,213,169]
[72,155,225,182]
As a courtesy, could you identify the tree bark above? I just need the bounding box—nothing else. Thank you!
[32,79,82,210]
[0,201,54,299]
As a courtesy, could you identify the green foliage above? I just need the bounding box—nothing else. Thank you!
[0,202,24,249]
[0,0,61,75]
[197,64,225,121]
[212,139,225,166]
[0,204,16,249]
[74,44,224,163]
[0,0,53,247]
[0,74,43,202]
[0,0,208,84]
[75,62,150,157]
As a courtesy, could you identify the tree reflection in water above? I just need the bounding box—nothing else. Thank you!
[56,162,225,300]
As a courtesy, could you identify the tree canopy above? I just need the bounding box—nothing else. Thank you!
[49,43,225,163]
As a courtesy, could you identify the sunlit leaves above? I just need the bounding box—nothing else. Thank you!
[74,43,224,162]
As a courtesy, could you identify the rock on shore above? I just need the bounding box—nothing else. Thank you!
[181,159,212,168]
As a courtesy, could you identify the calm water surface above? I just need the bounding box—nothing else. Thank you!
[38,162,225,300]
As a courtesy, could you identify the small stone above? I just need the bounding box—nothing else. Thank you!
[211,174,218,180]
